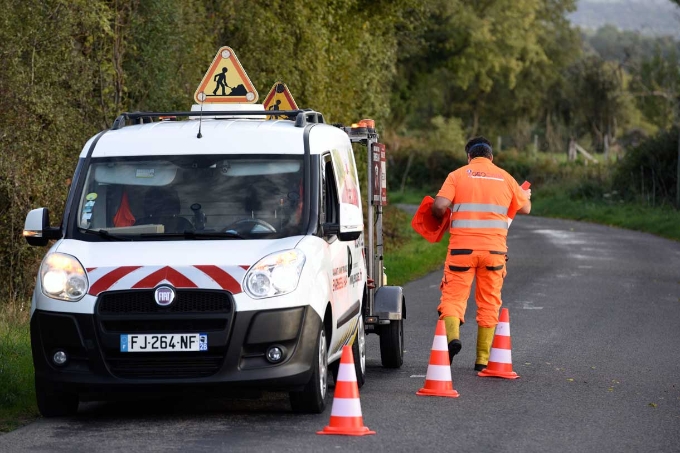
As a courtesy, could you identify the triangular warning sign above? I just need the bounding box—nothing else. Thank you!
[194,47,258,104]
[263,82,298,119]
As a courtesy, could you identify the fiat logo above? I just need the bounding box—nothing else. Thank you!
[154,286,175,306]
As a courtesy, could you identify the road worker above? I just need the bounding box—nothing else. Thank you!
[431,136,531,371]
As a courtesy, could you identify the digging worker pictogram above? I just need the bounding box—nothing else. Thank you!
[431,136,531,371]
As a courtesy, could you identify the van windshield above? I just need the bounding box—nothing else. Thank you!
[74,155,305,240]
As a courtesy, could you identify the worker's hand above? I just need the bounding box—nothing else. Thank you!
[522,188,531,200]
[432,196,451,219]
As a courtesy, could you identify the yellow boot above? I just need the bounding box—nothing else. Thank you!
[475,326,495,371]
[444,317,461,364]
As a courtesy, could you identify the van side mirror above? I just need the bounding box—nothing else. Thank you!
[322,222,361,242]
[338,230,361,241]
[337,203,363,242]
[23,208,62,246]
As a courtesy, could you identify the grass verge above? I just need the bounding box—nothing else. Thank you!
[382,203,448,286]
[388,188,432,206]
[0,305,38,432]
[532,185,680,242]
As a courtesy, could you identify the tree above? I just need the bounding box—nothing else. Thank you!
[630,48,680,131]
[0,0,113,303]
[388,0,580,136]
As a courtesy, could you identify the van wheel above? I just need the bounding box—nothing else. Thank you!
[352,316,366,388]
[379,319,404,368]
[289,328,328,413]
[328,359,339,386]
[36,381,79,417]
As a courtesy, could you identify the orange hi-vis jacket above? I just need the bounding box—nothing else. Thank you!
[436,157,528,253]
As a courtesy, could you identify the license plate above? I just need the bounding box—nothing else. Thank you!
[120,333,207,352]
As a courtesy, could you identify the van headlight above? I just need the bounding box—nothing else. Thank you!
[244,250,305,299]
[40,253,89,301]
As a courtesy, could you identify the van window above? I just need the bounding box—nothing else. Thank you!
[74,155,305,240]
[322,159,339,225]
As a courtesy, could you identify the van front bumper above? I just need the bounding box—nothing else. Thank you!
[31,294,321,396]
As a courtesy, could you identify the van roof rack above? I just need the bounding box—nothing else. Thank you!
[110,109,325,130]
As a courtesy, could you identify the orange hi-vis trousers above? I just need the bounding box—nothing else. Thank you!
[437,249,506,327]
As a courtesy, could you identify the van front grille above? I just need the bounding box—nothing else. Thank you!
[95,289,233,379]
[98,290,232,314]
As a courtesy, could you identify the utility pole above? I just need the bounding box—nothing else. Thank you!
[676,125,679,208]
[533,134,538,155]
[676,98,680,208]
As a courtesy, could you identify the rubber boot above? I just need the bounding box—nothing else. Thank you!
[444,317,461,364]
[475,326,495,371]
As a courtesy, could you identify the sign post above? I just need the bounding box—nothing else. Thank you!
[371,143,387,206]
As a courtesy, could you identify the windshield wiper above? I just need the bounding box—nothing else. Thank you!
[139,231,244,240]
[80,228,134,241]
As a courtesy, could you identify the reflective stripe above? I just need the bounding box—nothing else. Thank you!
[336,363,357,382]
[432,334,448,351]
[425,364,453,382]
[494,322,510,336]
[330,398,363,417]
[452,203,508,215]
[451,220,509,229]
[489,348,512,364]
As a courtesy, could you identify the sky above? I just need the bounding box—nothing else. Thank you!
[570,0,680,37]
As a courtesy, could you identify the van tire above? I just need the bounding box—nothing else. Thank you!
[36,382,79,417]
[289,327,328,413]
[328,359,339,386]
[352,316,366,388]
[379,319,404,368]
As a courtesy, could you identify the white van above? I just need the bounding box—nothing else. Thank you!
[24,107,405,417]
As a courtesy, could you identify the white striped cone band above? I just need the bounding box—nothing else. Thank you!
[336,363,357,382]
[330,398,363,417]
[432,334,448,351]
[489,348,512,364]
[494,321,510,336]
[425,364,453,382]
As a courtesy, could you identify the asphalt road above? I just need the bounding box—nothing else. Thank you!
[1,215,679,452]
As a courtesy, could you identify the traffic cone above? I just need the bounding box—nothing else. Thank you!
[317,345,375,436]
[478,308,519,379]
[416,320,460,398]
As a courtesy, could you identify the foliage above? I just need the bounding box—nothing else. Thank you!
[583,24,680,65]
[390,0,578,135]
[0,0,114,305]
[385,115,467,192]
[125,0,216,112]
[629,48,680,131]
[611,127,679,206]
[219,0,416,126]
[566,57,634,150]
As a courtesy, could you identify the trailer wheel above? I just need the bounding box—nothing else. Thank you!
[289,327,328,413]
[379,319,404,368]
[35,381,79,417]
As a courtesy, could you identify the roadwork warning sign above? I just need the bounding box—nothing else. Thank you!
[263,82,298,119]
[194,46,258,104]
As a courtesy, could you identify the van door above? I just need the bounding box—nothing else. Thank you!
[323,150,362,355]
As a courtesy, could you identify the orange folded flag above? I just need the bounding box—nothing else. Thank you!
[411,196,450,243]
[113,191,136,227]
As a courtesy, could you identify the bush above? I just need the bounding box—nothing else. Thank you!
[612,127,679,206]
